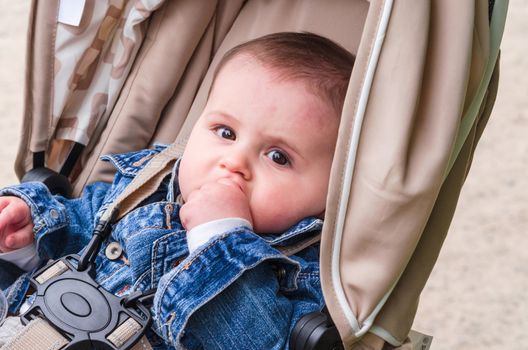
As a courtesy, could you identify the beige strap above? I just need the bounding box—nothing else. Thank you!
[129,336,154,350]
[1,318,153,350]
[276,233,321,257]
[101,141,185,222]
[1,318,67,350]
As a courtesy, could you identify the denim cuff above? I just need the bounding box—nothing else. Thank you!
[153,227,300,348]
[0,182,68,257]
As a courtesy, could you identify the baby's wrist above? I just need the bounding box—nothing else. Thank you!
[183,206,252,231]
[186,218,252,253]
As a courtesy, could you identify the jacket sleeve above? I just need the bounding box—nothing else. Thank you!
[153,227,323,350]
[0,180,111,261]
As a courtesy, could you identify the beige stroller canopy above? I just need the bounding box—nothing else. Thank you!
[13,0,507,348]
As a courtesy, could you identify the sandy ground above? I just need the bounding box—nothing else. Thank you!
[0,1,526,349]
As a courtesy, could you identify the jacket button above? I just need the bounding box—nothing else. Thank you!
[105,242,123,260]
[50,209,59,219]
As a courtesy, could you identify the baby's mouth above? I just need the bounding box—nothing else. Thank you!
[216,177,244,193]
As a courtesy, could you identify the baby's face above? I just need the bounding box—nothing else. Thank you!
[178,55,339,233]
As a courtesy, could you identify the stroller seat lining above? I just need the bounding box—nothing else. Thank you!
[17,0,369,192]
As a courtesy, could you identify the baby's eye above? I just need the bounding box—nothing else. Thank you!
[266,150,290,166]
[214,126,236,140]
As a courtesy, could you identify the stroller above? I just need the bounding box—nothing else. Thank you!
[3,0,508,348]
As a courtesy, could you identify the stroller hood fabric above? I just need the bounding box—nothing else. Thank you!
[14,0,506,347]
[320,0,505,345]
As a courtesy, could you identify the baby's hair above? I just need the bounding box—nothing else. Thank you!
[210,32,355,116]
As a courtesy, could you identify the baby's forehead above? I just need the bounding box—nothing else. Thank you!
[215,53,283,81]
[214,54,337,111]
[219,53,307,83]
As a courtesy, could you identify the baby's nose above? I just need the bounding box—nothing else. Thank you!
[220,153,251,180]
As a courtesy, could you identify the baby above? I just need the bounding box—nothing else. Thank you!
[0,32,363,349]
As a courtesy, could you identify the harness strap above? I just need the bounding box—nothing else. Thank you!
[276,234,322,257]
[101,141,185,222]
[0,318,152,350]
[1,318,67,350]
[1,145,186,350]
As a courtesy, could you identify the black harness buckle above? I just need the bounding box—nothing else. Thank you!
[20,254,152,350]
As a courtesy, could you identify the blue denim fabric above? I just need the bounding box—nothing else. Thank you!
[0,145,325,349]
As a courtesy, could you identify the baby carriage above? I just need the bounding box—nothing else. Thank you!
[2,0,508,348]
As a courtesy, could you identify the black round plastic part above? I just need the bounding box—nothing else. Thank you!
[21,167,73,198]
[45,279,111,331]
[21,255,152,350]
[290,310,344,350]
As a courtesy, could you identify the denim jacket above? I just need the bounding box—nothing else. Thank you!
[0,145,325,349]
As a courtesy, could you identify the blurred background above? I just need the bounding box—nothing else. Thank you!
[0,1,526,349]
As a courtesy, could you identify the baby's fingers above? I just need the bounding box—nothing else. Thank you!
[0,203,26,231]
[0,197,11,212]
[4,225,34,250]
[0,206,13,233]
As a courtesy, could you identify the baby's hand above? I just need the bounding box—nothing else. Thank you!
[180,180,253,231]
[0,196,35,252]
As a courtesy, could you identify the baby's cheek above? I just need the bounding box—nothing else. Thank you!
[250,193,298,234]
[178,169,202,203]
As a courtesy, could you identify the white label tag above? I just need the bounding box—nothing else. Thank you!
[58,0,86,26]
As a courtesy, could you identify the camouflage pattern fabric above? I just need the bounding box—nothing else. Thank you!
[49,0,165,169]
